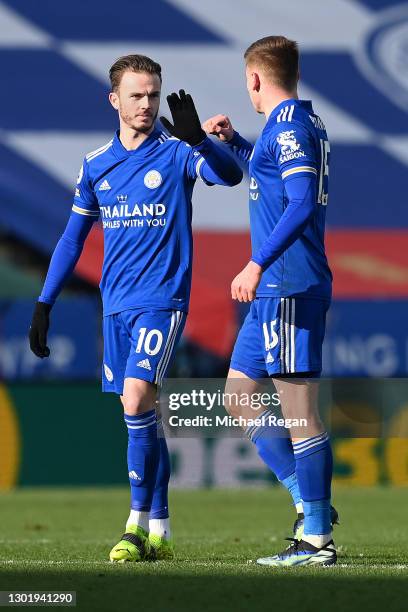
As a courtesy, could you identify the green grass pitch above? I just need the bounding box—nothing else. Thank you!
[0,487,407,611]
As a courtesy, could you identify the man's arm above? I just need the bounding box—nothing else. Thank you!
[39,212,95,305]
[202,114,253,166]
[231,176,317,302]
[30,156,99,357]
[253,122,319,270]
[189,137,243,186]
[29,212,95,357]
[251,175,316,269]
[160,92,242,185]
[231,121,319,302]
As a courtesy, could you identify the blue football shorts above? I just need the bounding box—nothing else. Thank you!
[230,297,330,379]
[102,308,186,394]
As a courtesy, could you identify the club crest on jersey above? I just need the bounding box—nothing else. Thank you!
[277,130,306,163]
[144,170,162,189]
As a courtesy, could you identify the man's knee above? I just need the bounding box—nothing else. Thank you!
[122,393,154,415]
[121,379,157,416]
[224,370,259,419]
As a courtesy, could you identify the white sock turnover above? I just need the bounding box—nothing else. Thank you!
[126,510,150,533]
[302,533,332,548]
[149,518,171,540]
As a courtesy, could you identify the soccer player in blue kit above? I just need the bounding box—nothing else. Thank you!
[203,36,338,566]
[29,54,242,562]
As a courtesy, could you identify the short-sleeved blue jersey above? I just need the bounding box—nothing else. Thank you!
[248,99,332,300]
[73,128,210,315]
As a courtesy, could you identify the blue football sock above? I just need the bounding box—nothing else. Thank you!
[125,409,159,513]
[293,432,333,535]
[247,410,300,505]
[280,472,302,507]
[150,417,170,519]
[302,499,331,537]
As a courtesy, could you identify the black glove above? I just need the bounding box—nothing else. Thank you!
[160,89,206,146]
[29,301,52,358]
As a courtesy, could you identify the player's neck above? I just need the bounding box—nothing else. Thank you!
[263,90,298,120]
[118,125,155,151]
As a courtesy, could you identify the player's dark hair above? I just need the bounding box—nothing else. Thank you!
[109,54,162,91]
[244,36,299,91]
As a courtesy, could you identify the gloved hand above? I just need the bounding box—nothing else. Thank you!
[160,89,206,146]
[29,301,52,358]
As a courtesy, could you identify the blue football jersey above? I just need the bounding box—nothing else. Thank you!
[73,128,209,315]
[249,99,332,300]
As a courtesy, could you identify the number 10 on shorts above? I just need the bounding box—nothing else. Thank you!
[135,327,164,356]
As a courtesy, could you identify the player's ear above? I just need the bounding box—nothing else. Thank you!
[109,91,119,110]
[246,65,260,93]
[252,71,261,92]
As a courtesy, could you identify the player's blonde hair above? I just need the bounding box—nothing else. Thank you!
[109,54,162,91]
[244,36,299,91]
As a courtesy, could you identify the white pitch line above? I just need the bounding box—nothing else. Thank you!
[1,560,113,566]
[0,539,52,544]
[0,539,113,545]
[338,563,408,570]
[1,559,407,570]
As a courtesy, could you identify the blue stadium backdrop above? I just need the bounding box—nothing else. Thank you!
[0,0,408,487]
[1,0,408,377]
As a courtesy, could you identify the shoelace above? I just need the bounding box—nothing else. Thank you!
[277,537,301,558]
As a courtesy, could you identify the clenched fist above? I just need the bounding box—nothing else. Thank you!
[202,114,234,142]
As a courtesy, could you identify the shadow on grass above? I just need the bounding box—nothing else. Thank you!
[1,568,407,612]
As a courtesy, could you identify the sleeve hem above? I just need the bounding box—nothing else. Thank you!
[38,297,55,306]
[251,256,266,269]
[281,166,317,180]
[226,131,241,146]
[72,203,99,217]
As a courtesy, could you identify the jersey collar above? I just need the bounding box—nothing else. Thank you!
[269,98,314,122]
[112,126,162,159]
